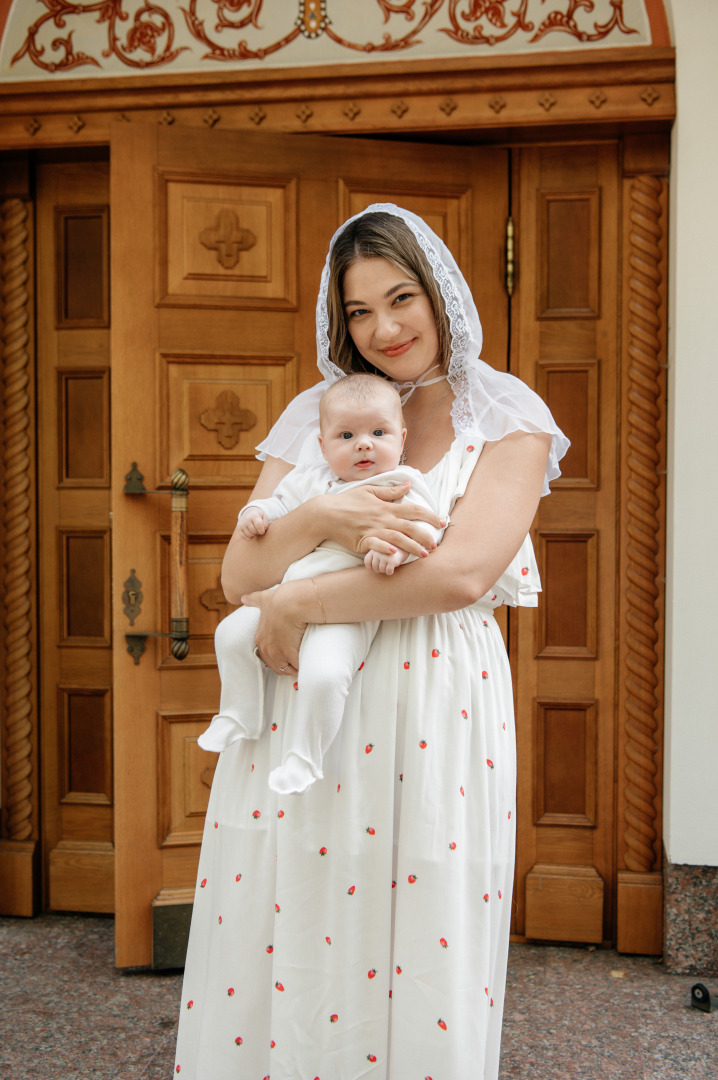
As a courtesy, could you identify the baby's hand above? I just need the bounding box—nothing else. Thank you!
[364,546,409,576]
[238,507,270,539]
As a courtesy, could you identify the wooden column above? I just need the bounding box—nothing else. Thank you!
[616,135,669,954]
[0,156,39,915]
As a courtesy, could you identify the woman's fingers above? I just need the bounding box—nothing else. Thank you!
[241,585,306,674]
[360,528,431,560]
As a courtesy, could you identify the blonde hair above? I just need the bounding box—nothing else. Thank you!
[326,212,450,376]
[319,373,403,430]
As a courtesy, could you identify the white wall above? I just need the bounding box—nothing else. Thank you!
[664,0,718,866]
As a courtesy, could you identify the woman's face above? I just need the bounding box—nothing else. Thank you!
[342,257,441,383]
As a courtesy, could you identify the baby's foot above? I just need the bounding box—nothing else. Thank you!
[268,753,319,795]
[197,713,261,752]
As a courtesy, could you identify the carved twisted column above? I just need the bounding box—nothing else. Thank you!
[0,195,38,914]
[617,153,668,954]
[623,174,664,873]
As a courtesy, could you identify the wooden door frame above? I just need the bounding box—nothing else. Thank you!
[0,53,671,951]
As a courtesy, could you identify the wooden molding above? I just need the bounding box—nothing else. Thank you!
[0,48,675,152]
[616,157,667,957]
[0,196,38,868]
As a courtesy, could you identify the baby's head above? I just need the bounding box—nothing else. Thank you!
[318,374,406,482]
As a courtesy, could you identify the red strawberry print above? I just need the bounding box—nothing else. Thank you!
[419,739,427,749]
[271,723,277,731]
[347,885,356,895]
[483,618,488,627]
[482,670,488,680]
[521,566,529,575]
[235,873,242,881]
[319,846,327,856]
[227,987,235,996]
[275,981,284,992]
[403,661,410,669]
[367,1054,377,1062]
[485,987,489,995]
[277,810,285,819]
[389,990,392,998]
[392,880,396,888]
[483,893,489,902]
[365,743,374,754]
[440,937,448,949]
[235,1037,243,1046]
[498,890,503,899]
[449,841,456,851]
[368,968,377,979]
[431,648,440,658]
[275,903,280,912]
[218,915,222,925]
[293,681,298,690]
[490,998,494,1007]
[358,661,364,671]
[326,936,331,944]
[460,786,465,797]
[408,873,417,884]
[337,784,341,792]
[399,773,403,782]
[467,444,475,451]
[461,709,468,718]
[252,810,261,819]
[366,826,375,835]
[200,878,207,888]
[176,1068,181,1074]
[214,821,218,829]
[251,763,254,772]
[508,810,512,819]
[271,1040,275,1048]
[266,945,273,953]
[396,965,402,974]
[186,1000,193,1009]
[437,1018,447,1031]
[487,759,494,769]
[330,1014,338,1023]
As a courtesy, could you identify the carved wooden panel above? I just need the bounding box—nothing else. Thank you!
[537,532,598,658]
[538,190,600,318]
[158,534,236,668]
[160,352,298,487]
[158,172,297,308]
[536,360,598,488]
[59,687,112,805]
[341,181,471,274]
[55,206,109,327]
[534,700,597,827]
[59,530,111,646]
[58,369,109,487]
[157,711,218,847]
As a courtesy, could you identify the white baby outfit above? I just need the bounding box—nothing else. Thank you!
[198,461,445,796]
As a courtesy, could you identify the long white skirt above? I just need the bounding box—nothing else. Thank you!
[174,598,516,1080]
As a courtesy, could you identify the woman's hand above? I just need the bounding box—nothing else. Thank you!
[240,580,310,676]
[321,483,444,560]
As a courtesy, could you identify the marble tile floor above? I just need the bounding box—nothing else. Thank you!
[1,913,716,1080]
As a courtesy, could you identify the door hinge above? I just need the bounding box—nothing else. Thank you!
[505,216,515,298]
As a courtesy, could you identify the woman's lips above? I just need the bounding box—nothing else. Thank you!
[381,338,415,358]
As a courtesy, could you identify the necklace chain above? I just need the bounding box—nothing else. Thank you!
[400,384,450,465]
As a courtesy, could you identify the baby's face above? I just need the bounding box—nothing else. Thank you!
[319,396,406,481]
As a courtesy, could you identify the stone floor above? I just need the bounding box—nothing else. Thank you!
[1,913,716,1079]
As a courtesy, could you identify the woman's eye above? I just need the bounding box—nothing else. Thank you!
[373,429,385,437]
[394,292,414,304]
[347,308,367,319]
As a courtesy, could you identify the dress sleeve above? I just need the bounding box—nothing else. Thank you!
[255,382,326,465]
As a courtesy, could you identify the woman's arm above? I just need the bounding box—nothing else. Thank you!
[244,432,551,671]
[222,455,446,602]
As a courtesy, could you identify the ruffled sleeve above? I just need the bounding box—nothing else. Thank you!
[255,382,326,466]
[489,534,541,608]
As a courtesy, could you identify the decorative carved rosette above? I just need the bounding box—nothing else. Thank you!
[623,174,665,873]
[1,198,35,842]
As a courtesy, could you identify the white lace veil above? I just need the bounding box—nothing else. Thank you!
[257,203,569,494]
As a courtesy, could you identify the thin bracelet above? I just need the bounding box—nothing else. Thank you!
[311,577,327,624]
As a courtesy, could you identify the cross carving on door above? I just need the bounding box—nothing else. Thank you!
[199,390,257,449]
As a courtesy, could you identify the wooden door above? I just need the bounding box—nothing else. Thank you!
[511,144,620,944]
[110,123,509,967]
[36,161,114,912]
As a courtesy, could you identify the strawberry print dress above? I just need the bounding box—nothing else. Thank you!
[174,438,541,1080]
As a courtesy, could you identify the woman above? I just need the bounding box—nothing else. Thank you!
[174,205,568,1080]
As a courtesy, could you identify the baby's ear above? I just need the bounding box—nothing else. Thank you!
[318,433,328,461]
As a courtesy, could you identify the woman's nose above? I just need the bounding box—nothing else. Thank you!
[373,309,401,342]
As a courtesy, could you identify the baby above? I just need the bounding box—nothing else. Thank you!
[198,373,446,795]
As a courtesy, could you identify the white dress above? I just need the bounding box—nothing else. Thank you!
[174,438,540,1080]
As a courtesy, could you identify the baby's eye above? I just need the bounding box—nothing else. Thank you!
[340,431,353,440]
[373,429,385,437]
